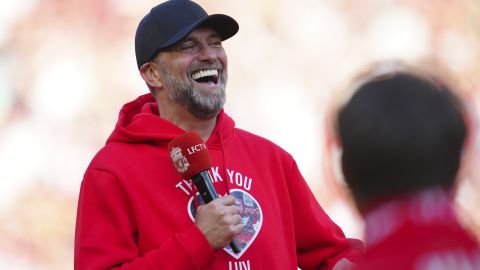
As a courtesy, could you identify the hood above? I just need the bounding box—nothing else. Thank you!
[106,93,236,147]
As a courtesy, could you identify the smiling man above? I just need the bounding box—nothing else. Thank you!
[74,1,363,269]
[142,27,228,131]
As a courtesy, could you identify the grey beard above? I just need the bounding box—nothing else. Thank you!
[169,80,226,120]
[159,62,227,120]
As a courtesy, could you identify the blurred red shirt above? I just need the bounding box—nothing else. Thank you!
[357,187,480,270]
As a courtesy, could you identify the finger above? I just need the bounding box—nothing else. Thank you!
[231,223,244,234]
[224,213,242,224]
[220,195,235,205]
[231,214,242,226]
[209,195,234,207]
[222,204,241,216]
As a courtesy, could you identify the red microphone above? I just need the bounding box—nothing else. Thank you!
[168,131,241,253]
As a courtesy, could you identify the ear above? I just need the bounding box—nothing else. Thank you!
[139,62,163,89]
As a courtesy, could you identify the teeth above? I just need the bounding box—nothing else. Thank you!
[192,69,218,80]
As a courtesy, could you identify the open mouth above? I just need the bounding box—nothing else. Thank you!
[191,69,219,84]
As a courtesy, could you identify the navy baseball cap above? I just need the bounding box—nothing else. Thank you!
[135,0,239,69]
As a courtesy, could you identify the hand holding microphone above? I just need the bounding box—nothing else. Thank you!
[168,131,243,253]
[195,195,243,251]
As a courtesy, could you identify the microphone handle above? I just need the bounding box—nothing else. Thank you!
[192,171,219,202]
[192,171,242,254]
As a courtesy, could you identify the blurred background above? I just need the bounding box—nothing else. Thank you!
[1,0,480,268]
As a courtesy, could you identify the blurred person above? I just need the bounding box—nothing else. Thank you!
[74,0,362,269]
[335,62,480,269]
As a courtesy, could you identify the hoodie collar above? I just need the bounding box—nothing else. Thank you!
[106,93,236,147]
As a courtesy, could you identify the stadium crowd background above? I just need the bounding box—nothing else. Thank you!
[0,0,479,269]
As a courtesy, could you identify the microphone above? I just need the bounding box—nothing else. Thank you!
[168,131,242,254]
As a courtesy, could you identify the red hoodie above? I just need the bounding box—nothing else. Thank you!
[74,93,362,270]
[358,187,480,270]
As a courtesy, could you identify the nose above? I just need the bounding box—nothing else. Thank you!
[197,45,217,63]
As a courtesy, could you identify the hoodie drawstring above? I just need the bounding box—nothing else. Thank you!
[217,130,231,196]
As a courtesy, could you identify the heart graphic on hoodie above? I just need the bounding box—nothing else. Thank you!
[188,188,263,259]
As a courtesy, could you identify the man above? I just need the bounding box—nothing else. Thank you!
[335,63,480,269]
[74,1,362,269]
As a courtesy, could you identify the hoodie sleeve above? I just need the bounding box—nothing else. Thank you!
[74,169,216,270]
[288,161,364,270]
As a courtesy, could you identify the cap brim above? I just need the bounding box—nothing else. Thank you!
[154,14,238,54]
[198,14,239,41]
